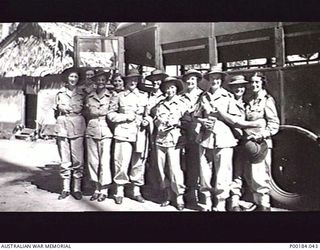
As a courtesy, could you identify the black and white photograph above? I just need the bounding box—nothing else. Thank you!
[0,19,320,243]
[0,22,319,212]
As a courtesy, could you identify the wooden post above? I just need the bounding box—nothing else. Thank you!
[278,69,286,124]
[101,38,106,53]
[274,22,286,124]
[125,63,129,75]
[118,37,125,75]
[208,23,218,67]
[74,36,79,68]
[274,22,285,67]
[155,25,164,70]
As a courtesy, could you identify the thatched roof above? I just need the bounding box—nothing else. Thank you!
[0,23,100,77]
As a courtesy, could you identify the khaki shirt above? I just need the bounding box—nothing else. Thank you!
[154,95,187,147]
[78,80,95,95]
[245,89,280,148]
[180,87,203,113]
[180,87,203,143]
[147,90,166,117]
[85,89,114,139]
[194,88,240,149]
[107,88,149,142]
[231,97,246,140]
[54,86,86,138]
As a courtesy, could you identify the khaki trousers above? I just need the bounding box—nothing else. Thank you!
[113,139,145,186]
[57,136,84,179]
[248,149,272,207]
[86,137,112,186]
[199,146,233,201]
[230,148,272,207]
[156,145,185,196]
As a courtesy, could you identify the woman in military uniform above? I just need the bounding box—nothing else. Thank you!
[194,67,242,211]
[107,69,151,205]
[85,70,114,202]
[179,69,204,206]
[54,67,86,200]
[243,72,280,211]
[216,75,268,211]
[153,77,186,211]
[111,73,125,94]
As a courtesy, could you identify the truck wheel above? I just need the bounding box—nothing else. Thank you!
[270,125,320,211]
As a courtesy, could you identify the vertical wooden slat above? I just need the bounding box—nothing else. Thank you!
[155,25,164,70]
[74,36,79,68]
[208,23,218,67]
[125,63,129,75]
[118,36,125,75]
[279,69,286,124]
[101,38,106,53]
[274,22,286,124]
[274,22,285,67]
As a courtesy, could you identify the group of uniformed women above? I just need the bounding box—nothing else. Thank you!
[54,65,280,211]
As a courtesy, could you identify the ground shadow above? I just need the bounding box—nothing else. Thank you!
[0,157,111,211]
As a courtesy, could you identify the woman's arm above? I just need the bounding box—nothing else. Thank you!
[217,109,266,128]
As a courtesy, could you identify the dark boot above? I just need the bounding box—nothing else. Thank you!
[114,185,124,205]
[58,178,71,200]
[58,191,70,200]
[160,188,171,207]
[72,178,82,200]
[176,194,185,211]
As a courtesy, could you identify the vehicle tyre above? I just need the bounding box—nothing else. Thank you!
[270,125,320,211]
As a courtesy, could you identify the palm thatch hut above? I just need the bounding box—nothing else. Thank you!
[0,22,97,77]
[0,23,99,138]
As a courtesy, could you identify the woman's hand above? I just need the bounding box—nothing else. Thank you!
[141,119,149,127]
[126,113,136,122]
[247,132,264,142]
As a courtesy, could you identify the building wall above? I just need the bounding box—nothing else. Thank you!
[0,90,25,138]
[36,88,59,136]
[0,74,63,138]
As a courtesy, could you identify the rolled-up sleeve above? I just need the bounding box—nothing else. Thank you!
[107,95,129,123]
[262,96,280,138]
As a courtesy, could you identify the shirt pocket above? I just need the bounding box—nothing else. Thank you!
[100,120,112,137]
[246,107,265,120]
[70,96,83,111]
[87,103,100,116]
[86,122,98,137]
[70,116,86,135]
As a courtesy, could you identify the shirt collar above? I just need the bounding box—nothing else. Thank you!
[60,86,82,97]
[205,87,228,100]
[150,89,162,97]
[247,89,268,101]
[165,95,180,105]
[124,88,140,96]
[184,87,202,98]
[89,88,112,100]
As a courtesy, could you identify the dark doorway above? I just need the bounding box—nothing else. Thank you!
[25,94,37,129]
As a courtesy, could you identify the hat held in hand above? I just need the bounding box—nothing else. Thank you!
[242,139,268,164]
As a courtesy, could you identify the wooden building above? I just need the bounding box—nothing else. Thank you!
[0,23,95,137]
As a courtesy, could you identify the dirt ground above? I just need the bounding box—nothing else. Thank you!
[0,139,288,212]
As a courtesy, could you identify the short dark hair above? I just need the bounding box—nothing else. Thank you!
[111,73,124,82]
[251,72,267,85]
